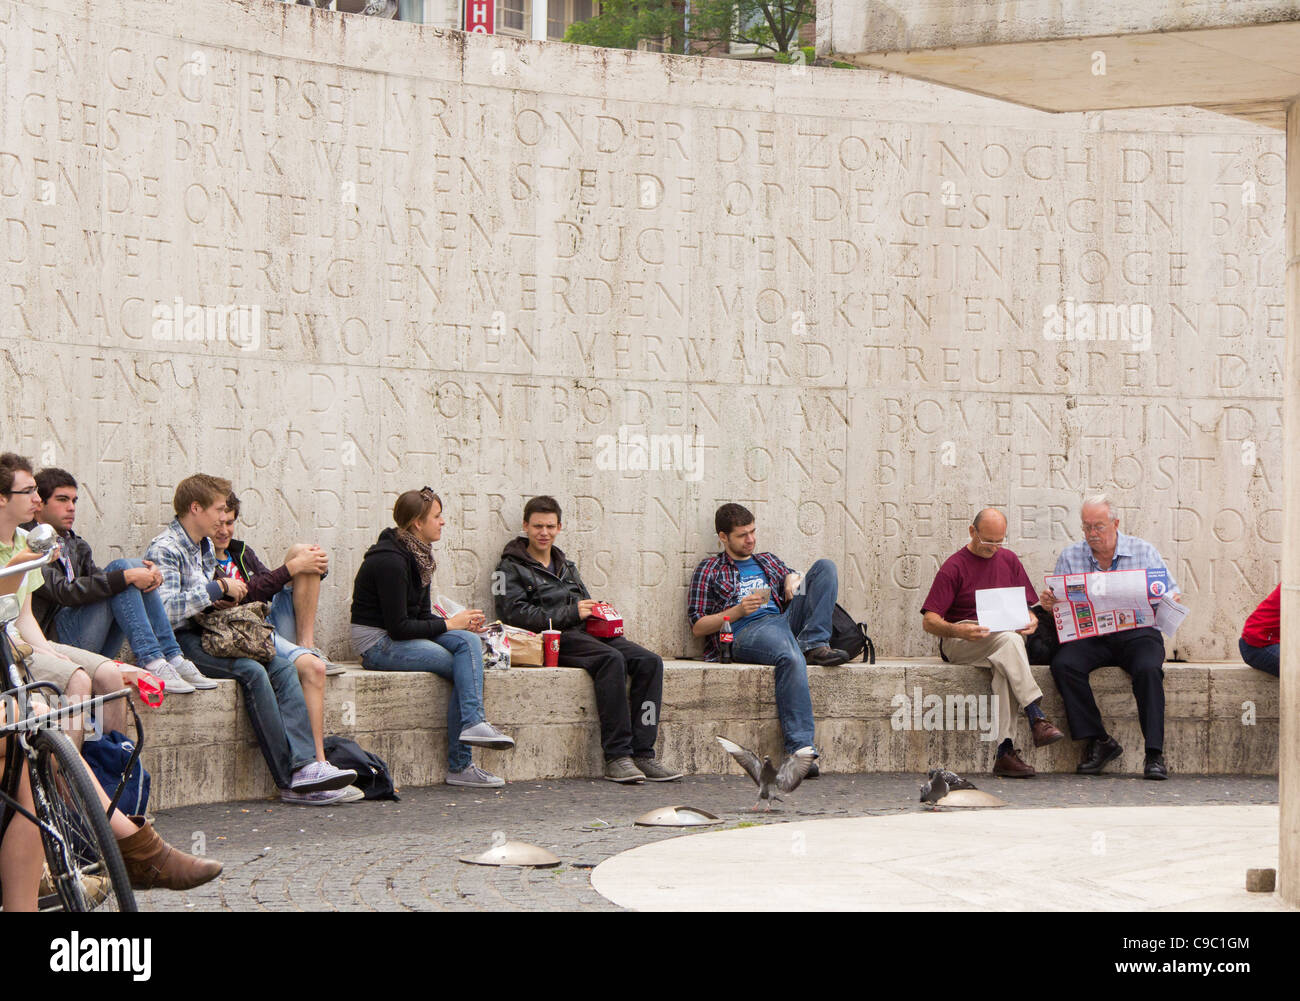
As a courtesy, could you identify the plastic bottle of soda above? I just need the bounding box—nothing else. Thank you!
[719,616,734,663]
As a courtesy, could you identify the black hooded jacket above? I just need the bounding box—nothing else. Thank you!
[349,528,447,641]
[494,536,591,634]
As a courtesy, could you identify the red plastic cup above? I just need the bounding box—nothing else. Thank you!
[542,629,561,667]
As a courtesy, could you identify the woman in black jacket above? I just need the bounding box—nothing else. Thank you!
[350,489,514,788]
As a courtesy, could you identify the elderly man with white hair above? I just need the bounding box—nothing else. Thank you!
[1039,494,1180,780]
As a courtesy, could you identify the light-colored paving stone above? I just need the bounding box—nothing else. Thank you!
[591,804,1290,911]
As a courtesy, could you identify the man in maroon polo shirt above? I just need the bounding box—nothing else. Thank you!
[921,507,1064,777]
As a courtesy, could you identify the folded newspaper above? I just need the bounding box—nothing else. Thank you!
[1044,568,1185,642]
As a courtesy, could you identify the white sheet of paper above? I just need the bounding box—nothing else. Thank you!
[1085,569,1152,612]
[975,587,1032,632]
[1155,594,1188,637]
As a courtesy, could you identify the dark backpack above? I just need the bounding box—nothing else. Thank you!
[1024,605,1060,665]
[830,603,876,663]
[81,730,150,817]
[323,735,400,800]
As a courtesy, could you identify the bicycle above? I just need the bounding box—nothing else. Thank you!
[0,525,138,911]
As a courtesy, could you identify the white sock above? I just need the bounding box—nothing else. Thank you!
[167,654,186,667]
[144,658,168,674]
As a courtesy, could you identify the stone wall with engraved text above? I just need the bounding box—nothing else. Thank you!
[0,0,1284,660]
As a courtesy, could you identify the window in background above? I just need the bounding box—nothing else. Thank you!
[498,0,528,34]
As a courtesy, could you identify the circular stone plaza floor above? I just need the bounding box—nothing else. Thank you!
[592,805,1285,911]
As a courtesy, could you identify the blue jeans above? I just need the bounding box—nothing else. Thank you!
[1239,637,1279,677]
[175,628,316,789]
[268,586,316,664]
[54,559,183,665]
[360,631,486,772]
[729,557,839,751]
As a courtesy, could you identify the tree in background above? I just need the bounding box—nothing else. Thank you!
[565,0,815,58]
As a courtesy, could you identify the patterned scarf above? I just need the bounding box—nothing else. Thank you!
[396,528,436,588]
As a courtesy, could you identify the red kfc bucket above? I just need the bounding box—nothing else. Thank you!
[585,602,624,638]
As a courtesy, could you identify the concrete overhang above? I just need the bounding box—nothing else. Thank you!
[819,0,1300,128]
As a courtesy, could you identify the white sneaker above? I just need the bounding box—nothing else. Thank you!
[169,657,218,690]
[150,661,196,694]
[290,760,357,792]
[281,787,352,806]
[446,763,505,788]
[335,785,365,803]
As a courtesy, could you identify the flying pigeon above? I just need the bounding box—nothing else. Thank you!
[716,736,817,812]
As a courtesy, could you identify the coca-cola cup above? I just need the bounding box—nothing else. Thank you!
[542,629,561,667]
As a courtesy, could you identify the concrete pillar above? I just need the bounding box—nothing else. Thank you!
[531,0,546,40]
[1284,96,1300,908]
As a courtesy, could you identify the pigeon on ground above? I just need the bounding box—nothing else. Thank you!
[716,737,817,812]
[920,766,977,808]
[936,767,976,791]
[919,770,949,809]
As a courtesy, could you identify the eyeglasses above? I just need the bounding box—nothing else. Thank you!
[974,534,1007,547]
[421,486,436,496]
[1082,522,1114,536]
[3,487,37,496]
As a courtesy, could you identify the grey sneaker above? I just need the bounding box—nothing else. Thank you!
[446,763,505,788]
[307,648,347,676]
[604,756,645,784]
[335,785,365,803]
[632,757,683,782]
[459,721,515,750]
[281,786,352,806]
[150,661,196,695]
[169,657,218,690]
[290,760,357,792]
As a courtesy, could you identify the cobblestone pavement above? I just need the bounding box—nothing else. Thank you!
[139,773,1278,911]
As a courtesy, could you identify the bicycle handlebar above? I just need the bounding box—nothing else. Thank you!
[0,548,58,582]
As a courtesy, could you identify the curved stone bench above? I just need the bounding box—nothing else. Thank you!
[137,659,1278,809]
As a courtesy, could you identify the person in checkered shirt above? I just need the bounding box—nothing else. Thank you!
[688,503,848,768]
[1038,494,1182,781]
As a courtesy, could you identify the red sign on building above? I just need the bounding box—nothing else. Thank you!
[466,0,494,33]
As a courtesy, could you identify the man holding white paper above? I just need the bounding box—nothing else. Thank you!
[921,508,1065,777]
[1038,494,1180,781]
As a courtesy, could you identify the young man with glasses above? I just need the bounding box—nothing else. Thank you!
[921,507,1064,777]
[1038,494,1180,780]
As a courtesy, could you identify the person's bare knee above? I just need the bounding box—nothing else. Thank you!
[91,661,125,695]
[296,654,326,687]
[65,669,90,698]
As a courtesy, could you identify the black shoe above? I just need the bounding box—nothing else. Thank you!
[1076,736,1122,775]
[1144,751,1168,780]
[806,760,820,779]
[804,645,849,667]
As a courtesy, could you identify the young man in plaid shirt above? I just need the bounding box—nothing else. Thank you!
[688,503,848,769]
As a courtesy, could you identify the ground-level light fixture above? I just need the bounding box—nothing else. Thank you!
[634,806,723,827]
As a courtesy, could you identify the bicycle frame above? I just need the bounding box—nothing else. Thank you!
[0,542,146,842]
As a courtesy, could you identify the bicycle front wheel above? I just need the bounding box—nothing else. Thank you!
[31,729,136,912]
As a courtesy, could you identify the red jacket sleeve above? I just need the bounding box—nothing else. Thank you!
[1242,585,1281,647]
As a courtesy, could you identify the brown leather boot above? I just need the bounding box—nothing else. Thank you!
[117,816,222,891]
[992,747,1036,778]
[1031,717,1065,747]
